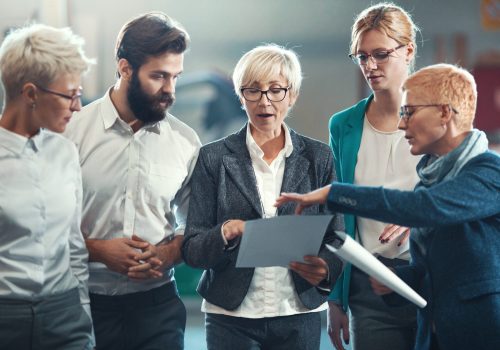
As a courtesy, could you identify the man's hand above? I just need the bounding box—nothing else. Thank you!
[127,235,183,280]
[275,185,331,214]
[379,224,410,247]
[327,301,350,350]
[289,255,329,286]
[85,238,150,275]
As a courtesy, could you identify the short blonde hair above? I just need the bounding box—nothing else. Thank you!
[351,2,419,71]
[403,64,477,131]
[0,23,94,102]
[232,44,302,98]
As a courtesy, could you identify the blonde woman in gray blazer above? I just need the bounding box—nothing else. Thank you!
[182,44,344,350]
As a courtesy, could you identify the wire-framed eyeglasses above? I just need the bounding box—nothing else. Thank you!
[349,44,406,66]
[240,86,290,102]
[399,104,459,122]
[35,84,83,108]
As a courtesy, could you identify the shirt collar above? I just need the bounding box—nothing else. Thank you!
[100,87,163,134]
[245,123,294,160]
[101,88,121,130]
[0,126,47,155]
[30,129,46,151]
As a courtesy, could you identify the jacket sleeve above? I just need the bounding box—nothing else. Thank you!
[327,155,500,228]
[181,149,239,270]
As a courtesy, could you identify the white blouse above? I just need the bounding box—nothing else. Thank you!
[354,116,421,259]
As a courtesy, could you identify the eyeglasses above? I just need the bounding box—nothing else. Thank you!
[349,44,406,66]
[399,104,459,122]
[35,84,83,108]
[240,86,290,102]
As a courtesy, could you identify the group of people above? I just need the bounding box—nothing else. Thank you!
[0,3,498,350]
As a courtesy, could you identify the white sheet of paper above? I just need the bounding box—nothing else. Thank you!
[327,231,427,308]
[235,215,333,268]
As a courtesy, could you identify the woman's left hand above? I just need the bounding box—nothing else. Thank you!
[289,255,329,286]
[379,224,410,246]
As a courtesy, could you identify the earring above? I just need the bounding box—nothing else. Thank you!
[32,103,36,109]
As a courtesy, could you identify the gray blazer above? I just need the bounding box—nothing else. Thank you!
[182,125,344,311]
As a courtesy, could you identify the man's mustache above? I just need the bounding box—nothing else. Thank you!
[157,93,175,106]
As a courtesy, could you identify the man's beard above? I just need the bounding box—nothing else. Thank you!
[127,71,175,123]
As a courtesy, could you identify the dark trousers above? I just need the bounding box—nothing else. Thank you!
[205,312,321,350]
[90,282,186,350]
[0,288,93,350]
[348,257,417,350]
[430,333,441,350]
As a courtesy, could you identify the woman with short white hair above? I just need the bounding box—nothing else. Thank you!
[0,23,94,349]
[182,44,344,350]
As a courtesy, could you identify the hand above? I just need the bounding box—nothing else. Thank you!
[222,220,245,241]
[128,235,183,280]
[379,224,410,247]
[275,185,331,214]
[125,235,163,280]
[327,301,350,350]
[369,276,394,295]
[86,238,150,275]
[289,255,328,286]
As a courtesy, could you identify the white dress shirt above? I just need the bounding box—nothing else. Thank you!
[64,88,201,295]
[354,116,421,259]
[202,123,327,318]
[0,127,90,306]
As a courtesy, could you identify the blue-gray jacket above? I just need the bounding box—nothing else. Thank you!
[327,151,500,350]
[182,125,344,311]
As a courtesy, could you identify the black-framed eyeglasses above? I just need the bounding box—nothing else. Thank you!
[35,84,83,108]
[399,104,459,121]
[240,86,290,102]
[349,44,406,66]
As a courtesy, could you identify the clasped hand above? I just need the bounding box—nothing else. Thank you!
[99,235,167,280]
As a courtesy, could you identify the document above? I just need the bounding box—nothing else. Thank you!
[326,231,427,308]
[235,215,334,268]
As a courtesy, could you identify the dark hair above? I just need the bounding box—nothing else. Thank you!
[115,12,189,75]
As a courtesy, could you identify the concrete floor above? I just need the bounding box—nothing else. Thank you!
[184,297,350,350]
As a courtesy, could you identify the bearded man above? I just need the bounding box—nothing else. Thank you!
[65,12,200,350]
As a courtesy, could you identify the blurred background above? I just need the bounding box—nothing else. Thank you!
[1,0,499,348]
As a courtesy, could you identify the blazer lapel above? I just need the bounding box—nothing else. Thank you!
[279,129,309,215]
[223,126,263,217]
[341,95,372,184]
[281,156,309,194]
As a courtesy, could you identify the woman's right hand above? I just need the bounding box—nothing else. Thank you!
[275,185,331,214]
[327,301,350,350]
[222,220,245,241]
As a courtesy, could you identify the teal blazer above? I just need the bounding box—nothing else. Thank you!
[327,95,373,310]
